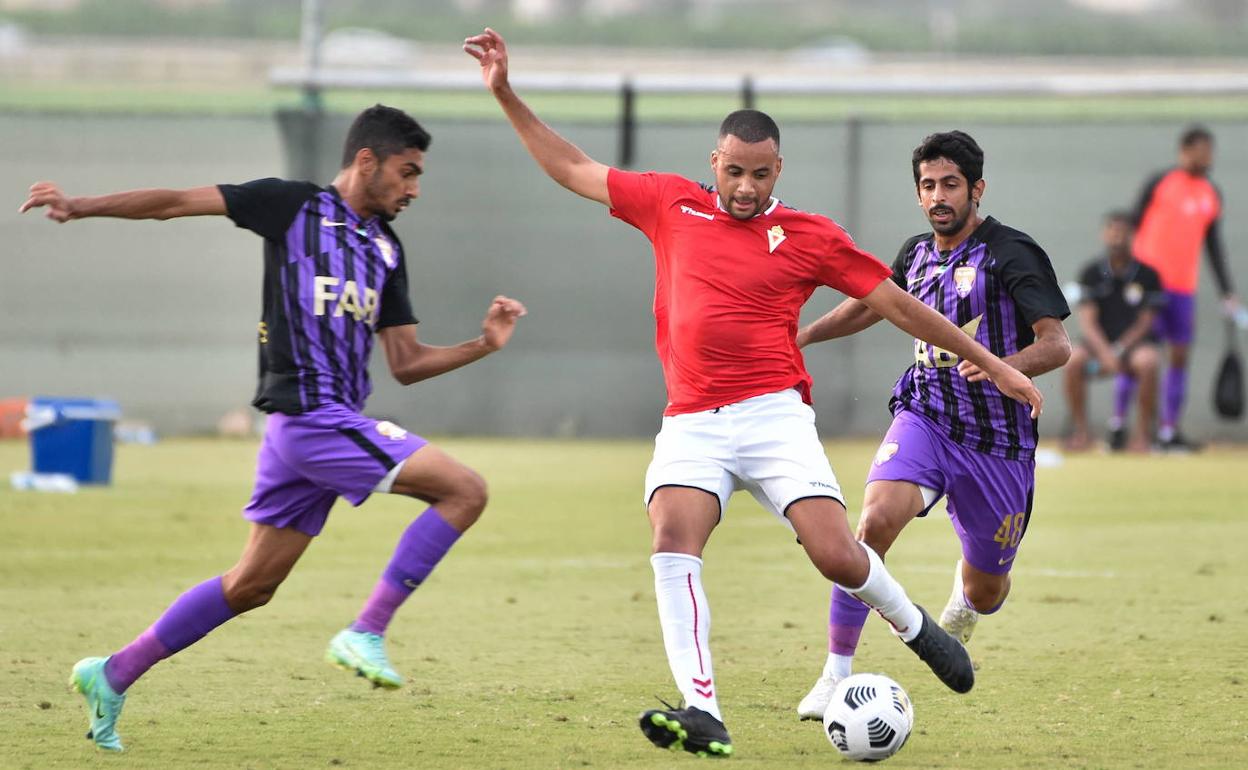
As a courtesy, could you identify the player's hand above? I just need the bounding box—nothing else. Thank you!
[1097,352,1120,375]
[463,28,510,92]
[19,182,76,222]
[961,360,1043,418]
[1222,295,1248,329]
[481,295,527,351]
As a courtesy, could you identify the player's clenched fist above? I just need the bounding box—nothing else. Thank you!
[18,182,76,222]
[481,295,527,351]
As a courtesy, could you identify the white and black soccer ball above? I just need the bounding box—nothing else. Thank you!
[822,673,915,762]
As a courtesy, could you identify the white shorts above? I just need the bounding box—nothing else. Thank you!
[644,388,845,528]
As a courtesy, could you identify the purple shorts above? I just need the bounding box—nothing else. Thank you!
[866,410,1034,575]
[242,404,428,536]
[1152,290,1195,346]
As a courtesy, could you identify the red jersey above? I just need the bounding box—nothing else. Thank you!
[1133,168,1222,294]
[608,169,892,416]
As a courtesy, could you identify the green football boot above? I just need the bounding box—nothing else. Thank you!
[69,656,126,752]
[326,628,403,689]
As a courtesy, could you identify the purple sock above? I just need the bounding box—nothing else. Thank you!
[828,585,871,655]
[351,507,461,635]
[1112,373,1136,423]
[1161,367,1187,430]
[104,576,236,693]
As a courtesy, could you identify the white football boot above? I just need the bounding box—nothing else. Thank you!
[937,561,980,645]
[796,671,842,721]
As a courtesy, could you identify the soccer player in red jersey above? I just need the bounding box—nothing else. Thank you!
[466,28,1042,757]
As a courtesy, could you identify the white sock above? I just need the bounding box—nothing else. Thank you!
[651,552,722,722]
[844,543,923,643]
[824,653,853,680]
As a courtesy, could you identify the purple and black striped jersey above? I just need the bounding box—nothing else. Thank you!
[219,178,418,415]
[888,217,1069,461]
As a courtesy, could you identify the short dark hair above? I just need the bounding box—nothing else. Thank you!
[340,104,431,169]
[911,130,984,187]
[1180,124,1213,148]
[1104,209,1134,227]
[718,109,780,148]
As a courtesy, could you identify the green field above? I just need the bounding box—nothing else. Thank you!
[1,437,1246,769]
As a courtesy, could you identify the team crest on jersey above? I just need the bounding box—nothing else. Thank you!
[375,420,408,441]
[374,236,396,268]
[953,265,977,298]
[1124,282,1144,306]
[767,225,787,254]
[874,441,900,466]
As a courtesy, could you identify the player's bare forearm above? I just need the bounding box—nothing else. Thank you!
[465,28,610,205]
[996,318,1072,378]
[383,334,496,385]
[1113,311,1155,355]
[861,280,1005,376]
[379,296,526,385]
[1076,304,1114,360]
[797,298,881,347]
[490,86,611,204]
[19,182,225,222]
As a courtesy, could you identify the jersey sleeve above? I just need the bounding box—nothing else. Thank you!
[376,248,419,330]
[994,237,1071,324]
[1204,185,1234,295]
[607,169,672,240]
[1131,171,1165,226]
[218,178,320,242]
[890,235,926,290]
[1077,261,1100,303]
[815,222,893,299]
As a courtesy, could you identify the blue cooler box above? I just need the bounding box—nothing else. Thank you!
[26,397,122,485]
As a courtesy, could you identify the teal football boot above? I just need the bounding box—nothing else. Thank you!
[69,656,126,752]
[326,628,403,689]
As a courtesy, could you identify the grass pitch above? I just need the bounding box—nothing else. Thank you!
[1,436,1246,769]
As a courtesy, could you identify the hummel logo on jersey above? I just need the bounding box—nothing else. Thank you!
[680,205,715,221]
[321,216,347,227]
[767,225,786,253]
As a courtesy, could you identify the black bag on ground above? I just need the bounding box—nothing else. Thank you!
[1213,320,1244,420]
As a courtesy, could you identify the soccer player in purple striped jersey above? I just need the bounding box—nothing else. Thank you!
[20,104,526,752]
[793,131,1072,720]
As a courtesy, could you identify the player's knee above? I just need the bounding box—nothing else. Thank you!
[855,512,898,556]
[1132,345,1159,374]
[445,469,488,526]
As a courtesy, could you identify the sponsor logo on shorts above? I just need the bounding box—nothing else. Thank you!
[376,420,408,441]
[810,480,838,490]
[998,553,1016,566]
[874,441,900,466]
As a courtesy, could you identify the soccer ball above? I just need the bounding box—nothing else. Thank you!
[822,673,915,762]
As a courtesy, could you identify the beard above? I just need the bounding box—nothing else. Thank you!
[927,202,972,234]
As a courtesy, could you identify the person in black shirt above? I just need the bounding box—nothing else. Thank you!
[1064,211,1164,451]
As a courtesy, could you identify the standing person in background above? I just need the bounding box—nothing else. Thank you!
[21,104,526,752]
[1064,211,1164,452]
[1132,125,1244,451]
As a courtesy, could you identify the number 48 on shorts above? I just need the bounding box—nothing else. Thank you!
[993,512,1027,550]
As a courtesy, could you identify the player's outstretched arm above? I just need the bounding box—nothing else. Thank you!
[19,182,226,222]
[860,279,1044,417]
[797,298,882,347]
[464,28,611,206]
[379,295,527,385]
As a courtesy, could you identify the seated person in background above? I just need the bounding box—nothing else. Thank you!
[1064,211,1164,452]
